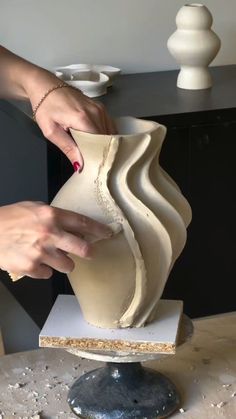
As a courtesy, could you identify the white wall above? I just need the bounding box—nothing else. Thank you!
[1,0,236,74]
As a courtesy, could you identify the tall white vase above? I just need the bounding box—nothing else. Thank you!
[167,3,221,90]
[52,117,192,328]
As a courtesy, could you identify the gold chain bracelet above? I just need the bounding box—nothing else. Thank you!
[32,82,71,122]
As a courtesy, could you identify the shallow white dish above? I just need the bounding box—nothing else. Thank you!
[56,69,109,98]
[54,64,121,87]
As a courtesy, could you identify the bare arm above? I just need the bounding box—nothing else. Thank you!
[0,45,35,99]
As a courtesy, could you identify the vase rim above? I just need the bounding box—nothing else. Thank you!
[70,116,164,139]
[185,3,204,7]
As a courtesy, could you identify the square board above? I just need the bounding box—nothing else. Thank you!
[40,295,183,354]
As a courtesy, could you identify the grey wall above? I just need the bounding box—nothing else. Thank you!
[0,101,47,205]
[1,0,235,73]
[0,282,40,353]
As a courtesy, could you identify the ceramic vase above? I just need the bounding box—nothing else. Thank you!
[167,3,221,90]
[52,117,192,328]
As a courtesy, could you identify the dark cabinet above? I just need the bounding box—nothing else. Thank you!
[159,121,236,317]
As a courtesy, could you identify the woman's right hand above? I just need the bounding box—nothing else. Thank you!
[0,201,112,279]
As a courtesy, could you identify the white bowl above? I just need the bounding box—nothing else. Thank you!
[54,64,121,87]
[56,70,109,98]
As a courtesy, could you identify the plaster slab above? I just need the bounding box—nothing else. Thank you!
[39,295,183,354]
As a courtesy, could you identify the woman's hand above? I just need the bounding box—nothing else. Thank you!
[0,202,112,279]
[32,78,116,169]
[0,46,116,169]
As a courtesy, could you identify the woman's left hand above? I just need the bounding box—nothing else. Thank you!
[0,47,117,170]
[26,69,116,170]
[33,81,115,169]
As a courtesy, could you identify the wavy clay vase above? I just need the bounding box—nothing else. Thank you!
[52,117,192,328]
[167,3,221,90]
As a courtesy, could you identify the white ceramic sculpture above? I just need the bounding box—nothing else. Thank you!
[52,117,192,328]
[54,64,121,87]
[55,70,109,98]
[167,3,221,90]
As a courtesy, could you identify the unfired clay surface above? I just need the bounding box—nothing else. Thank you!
[52,117,192,328]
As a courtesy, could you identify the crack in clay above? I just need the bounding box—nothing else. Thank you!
[94,135,147,327]
[94,136,123,222]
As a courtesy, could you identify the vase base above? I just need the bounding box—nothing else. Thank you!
[177,67,212,90]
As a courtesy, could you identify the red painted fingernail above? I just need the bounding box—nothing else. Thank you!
[73,161,81,173]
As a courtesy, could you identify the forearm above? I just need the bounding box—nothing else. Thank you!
[0,46,59,104]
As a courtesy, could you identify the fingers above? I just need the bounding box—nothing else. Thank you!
[0,202,113,282]
[32,205,112,262]
[7,261,53,280]
[70,109,102,134]
[42,121,84,167]
[68,107,106,134]
[7,248,76,280]
[89,102,109,134]
[91,102,117,134]
[25,264,53,279]
[53,207,113,239]
[103,109,117,134]
[7,249,75,280]
[66,97,116,135]
[54,231,93,258]
[43,248,75,273]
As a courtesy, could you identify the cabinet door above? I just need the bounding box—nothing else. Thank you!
[158,126,193,313]
[162,122,236,318]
